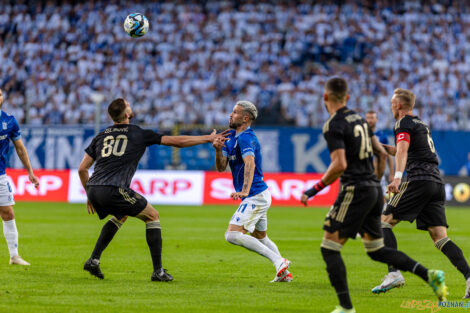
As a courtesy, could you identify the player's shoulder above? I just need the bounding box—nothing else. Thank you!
[323,107,358,133]
[322,112,339,134]
[0,110,17,122]
[237,129,260,149]
[394,115,421,131]
[238,128,256,140]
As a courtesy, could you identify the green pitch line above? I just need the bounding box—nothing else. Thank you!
[0,203,469,313]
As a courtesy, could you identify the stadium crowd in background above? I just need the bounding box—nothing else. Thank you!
[0,0,469,130]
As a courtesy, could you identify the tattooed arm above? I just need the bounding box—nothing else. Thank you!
[213,137,229,172]
[231,155,255,200]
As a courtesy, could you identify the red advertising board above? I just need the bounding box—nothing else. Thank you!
[203,171,339,206]
[6,169,70,202]
[5,169,339,206]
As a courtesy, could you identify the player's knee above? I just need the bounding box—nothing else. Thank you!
[225,231,243,245]
[363,238,386,261]
[251,230,266,239]
[428,227,447,243]
[0,207,14,221]
[381,221,394,229]
[145,208,159,222]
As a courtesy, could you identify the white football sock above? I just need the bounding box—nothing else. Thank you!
[225,231,281,264]
[258,236,281,257]
[3,219,19,258]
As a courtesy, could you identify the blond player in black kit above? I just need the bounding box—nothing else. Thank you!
[372,88,470,299]
[301,78,447,313]
[78,98,227,282]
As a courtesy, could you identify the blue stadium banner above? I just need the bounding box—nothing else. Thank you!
[6,126,470,176]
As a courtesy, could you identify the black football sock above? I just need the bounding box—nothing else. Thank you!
[146,221,163,271]
[91,217,122,260]
[321,247,353,310]
[435,237,470,280]
[367,245,428,282]
[382,223,399,273]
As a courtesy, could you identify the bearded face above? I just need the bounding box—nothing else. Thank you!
[229,105,246,129]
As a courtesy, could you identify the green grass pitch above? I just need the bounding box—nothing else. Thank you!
[1,202,469,313]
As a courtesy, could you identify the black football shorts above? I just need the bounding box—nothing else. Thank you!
[384,180,448,230]
[86,185,148,220]
[323,185,383,239]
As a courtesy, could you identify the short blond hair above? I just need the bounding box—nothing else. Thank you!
[393,88,416,110]
[236,100,258,120]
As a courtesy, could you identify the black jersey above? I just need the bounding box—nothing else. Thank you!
[394,115,443,184]
[322,107,379,187]
[85,124,163,188]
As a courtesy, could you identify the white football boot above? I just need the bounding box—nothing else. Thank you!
[9,255,30,266]
[330,305,356,313]
[270,270,293,283]
[464,277,470,299]
[274,258,291,278]
[371,271,405,294]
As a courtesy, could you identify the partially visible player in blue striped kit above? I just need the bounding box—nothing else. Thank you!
[0,89,39,265]
[365,110,395,191]
[212,101,292,283]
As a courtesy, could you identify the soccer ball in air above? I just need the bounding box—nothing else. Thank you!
[124,13,149,38]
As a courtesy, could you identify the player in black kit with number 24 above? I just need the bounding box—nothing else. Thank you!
[300,78,447,313]
[78,98,228,282]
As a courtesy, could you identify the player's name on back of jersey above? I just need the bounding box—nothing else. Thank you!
[104,127,128,133]
[345,113,362,123]
[411,118,427,126]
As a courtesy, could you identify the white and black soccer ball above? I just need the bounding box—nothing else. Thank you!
[123,13,149,38]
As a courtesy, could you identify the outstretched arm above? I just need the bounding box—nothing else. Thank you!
[12,139,39,189]
[301,149,347,206]
[231,155,255,200]
[161,129,229,148]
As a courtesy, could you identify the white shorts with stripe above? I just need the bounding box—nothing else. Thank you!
[229,189,271,233]
[0,174,15,206]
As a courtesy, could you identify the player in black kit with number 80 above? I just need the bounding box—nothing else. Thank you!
[78,98,228,282]
[300,78,447,313]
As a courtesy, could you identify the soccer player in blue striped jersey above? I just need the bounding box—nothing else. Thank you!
[212,100,292,283]
[365,110,395,186]
[0,89,39,265]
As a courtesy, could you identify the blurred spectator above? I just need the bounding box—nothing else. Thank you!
[0,0,469,129]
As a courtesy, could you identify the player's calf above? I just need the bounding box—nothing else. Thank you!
[90,216,124,261]
[225,230,288,277]
[434,236,470,281]
[363,237,448,300]
[321,238,353,311]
